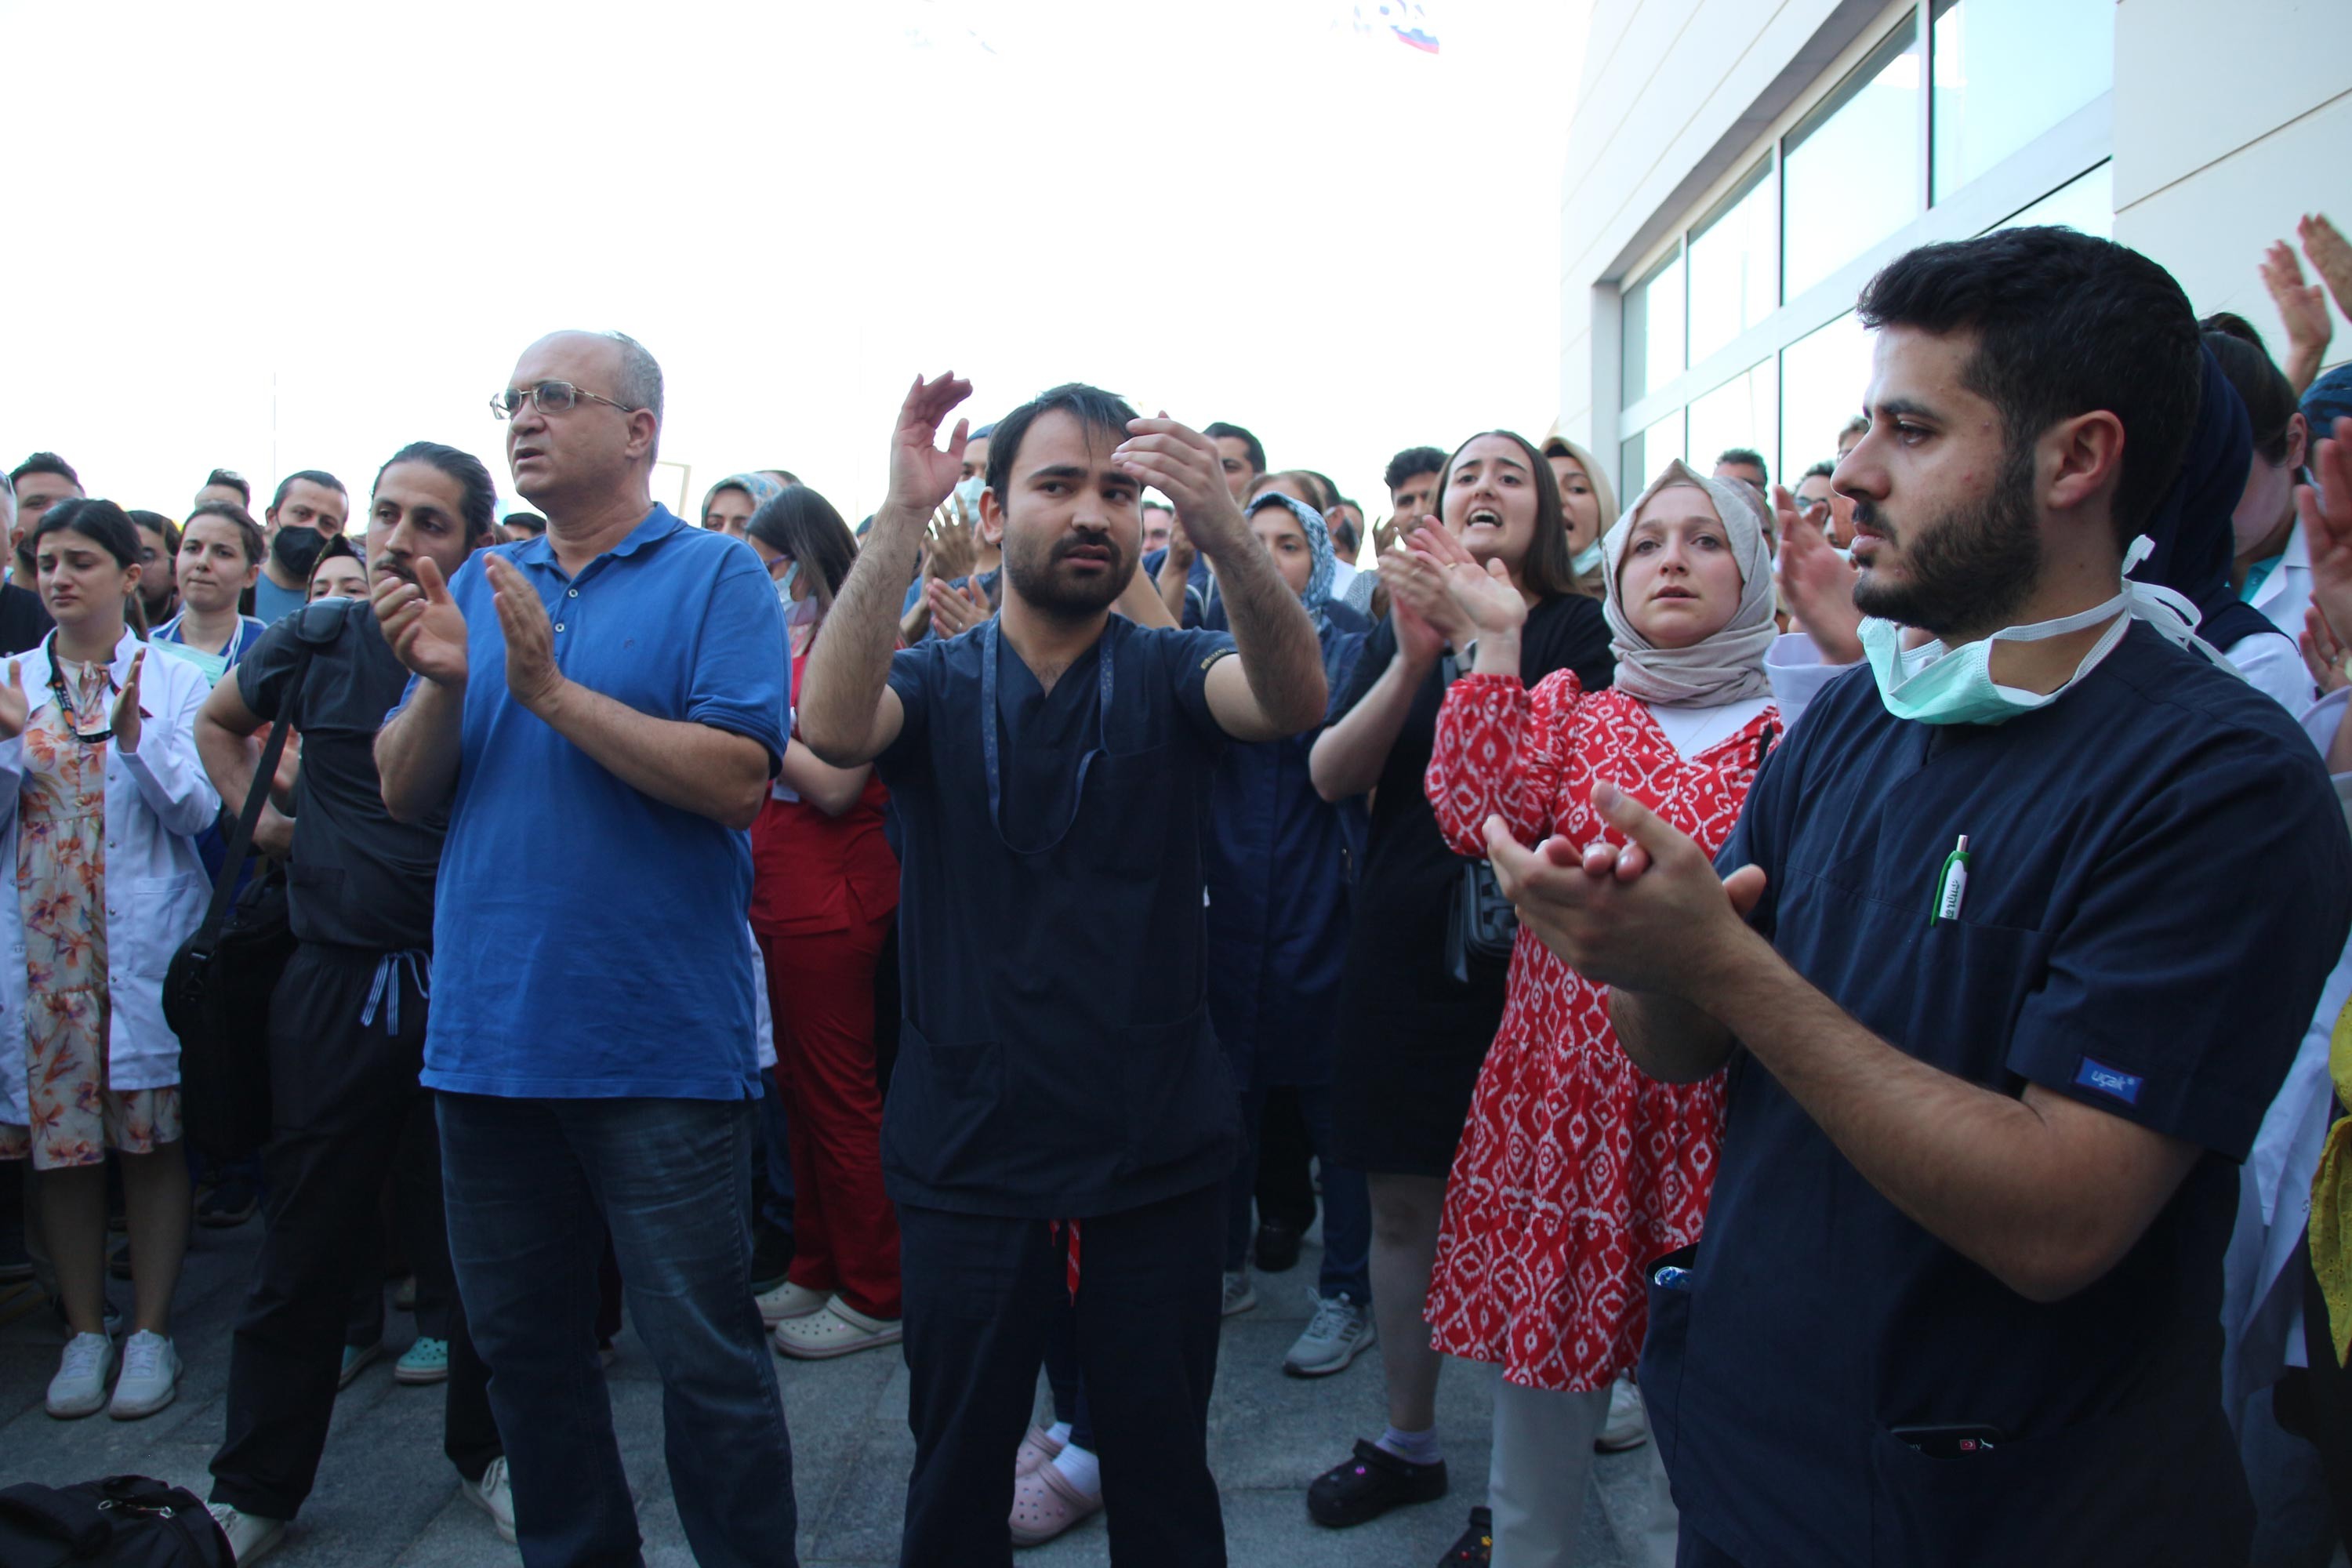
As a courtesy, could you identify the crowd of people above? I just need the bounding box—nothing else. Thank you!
[5,213,2352,1568]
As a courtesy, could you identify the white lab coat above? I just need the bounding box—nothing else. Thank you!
[0,630,219,1128]
[2248,517,2315,659]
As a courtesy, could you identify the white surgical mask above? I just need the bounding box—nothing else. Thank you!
[1861,535,2230,726]
[953,475,985,520]
[1571,538,1605,577]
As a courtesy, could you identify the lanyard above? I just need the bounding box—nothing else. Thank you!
[45,633,118,745]
[980,618,1115,856]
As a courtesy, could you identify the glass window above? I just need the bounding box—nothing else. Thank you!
[1622,407,1686,499]
[1779,311,1876,480]
[1622,249,1685,405]
[1686,158,1778,367]
[1686,362,1779,489]
[1993,161,2112,238]
[1782,20,1922,303]
[1931,0,2112,204]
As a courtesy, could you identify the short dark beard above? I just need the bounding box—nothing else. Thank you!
[1852,441,2042,639]
[1003,532,1134,620]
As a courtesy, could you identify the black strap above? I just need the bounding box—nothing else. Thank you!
[186,601,350,963]
[0,1482,111,1553]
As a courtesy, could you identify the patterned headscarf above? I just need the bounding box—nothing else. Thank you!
[701,471,783,524]
[1245,491,1336,628]
[1599,459,1776,706]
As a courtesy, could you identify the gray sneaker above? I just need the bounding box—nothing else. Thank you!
[1283,1290,1376,1377]
[1221,1269,1258,1317]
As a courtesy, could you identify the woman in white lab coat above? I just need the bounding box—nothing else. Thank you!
[0,499,218,1421]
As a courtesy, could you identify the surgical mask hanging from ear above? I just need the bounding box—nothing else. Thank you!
[953,475,986,522]
[1861,535,2235,726]
[774,560,821,630]
[1571,538,1605,577]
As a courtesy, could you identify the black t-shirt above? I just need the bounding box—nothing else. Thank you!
[237,604,447,951]
[1648,626,2352,1566]
[874,616,1241,1217]
[0,582,53,658]
[1331,593,1614,1043]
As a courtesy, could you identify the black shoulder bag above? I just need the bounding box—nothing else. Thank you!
[1438,649,1520,986]
[0,1475,230,1567]
[164,601,347,1162]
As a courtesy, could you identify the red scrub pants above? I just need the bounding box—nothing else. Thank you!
[759,914,902,1319]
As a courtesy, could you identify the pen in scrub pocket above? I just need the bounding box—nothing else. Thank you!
[1930,834,1969,926]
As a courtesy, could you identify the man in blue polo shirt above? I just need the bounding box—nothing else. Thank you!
[799,376,1329,1566]
[373,330,796,1568]
[1477,229,2352,1566]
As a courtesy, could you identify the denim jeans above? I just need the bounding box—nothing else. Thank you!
[1222,1083,1373,1303]
[437,1092,797,1568]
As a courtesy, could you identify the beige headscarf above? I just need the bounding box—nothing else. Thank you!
[1599,459,1777,706]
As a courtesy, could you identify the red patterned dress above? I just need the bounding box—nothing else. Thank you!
[1421,669,1773,1392]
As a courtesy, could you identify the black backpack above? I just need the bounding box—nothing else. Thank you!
[0,1475,229,1567]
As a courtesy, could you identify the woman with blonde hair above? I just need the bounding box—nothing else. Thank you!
[1541,426,1618,601]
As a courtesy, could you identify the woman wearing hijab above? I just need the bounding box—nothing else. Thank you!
[1406,459,1778,1566]
[699,471,784,539]
[1541,430,1618,601]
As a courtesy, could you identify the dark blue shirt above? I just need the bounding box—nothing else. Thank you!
[1202,599,1370,1088]
[875,615,1241,1217]
[1646,624,2352,1566]
[410,506,789,1101]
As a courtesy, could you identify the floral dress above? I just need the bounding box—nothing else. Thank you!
[0,655,180,1170]
[1420,670,1771,1392]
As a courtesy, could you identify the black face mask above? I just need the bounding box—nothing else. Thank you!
[270,526,326,578]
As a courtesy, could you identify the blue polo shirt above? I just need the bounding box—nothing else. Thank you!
[1646,624,2352,1566]
[409,505,789,1101]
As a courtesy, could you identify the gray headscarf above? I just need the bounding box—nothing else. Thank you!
[1599,459,1776,706]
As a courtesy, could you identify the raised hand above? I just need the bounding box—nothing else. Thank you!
[1479,783,1768,996]
[375,557,471,688]
[1114,416,1250,557]
[108,649,147,753]
[1773,485,1863,663]
[1409,521,1526,638]
[1382,535,1466,648]
[1370,514,1403,561]
[927,506,978,582]
[2299,418,2352,652]
[926,575,994,639]
[2303,604,2350,695]
[485,555,564,717]
[887,373,974,518]
[2263,238,2334,393]
[0,661,27,742]
[2302,214,2352,322]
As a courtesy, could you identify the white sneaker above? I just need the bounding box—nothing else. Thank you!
[206,1502,285,1564]
[1595,1374,1651,1452]
[755,1279,831,1325]
[1282,1290,1376,1377]
[109,1330,180,1419]
[465,1457,517,1544]
[771,1298,902,1360]
[46,1331,114,1419]
[1221,1269,1257,1317]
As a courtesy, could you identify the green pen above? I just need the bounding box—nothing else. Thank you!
[1930,834,1970,926]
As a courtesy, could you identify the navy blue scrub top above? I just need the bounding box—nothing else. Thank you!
[1201,601,1371,1091]
[1645,624,2352,1568]
[877,614,1243,1218]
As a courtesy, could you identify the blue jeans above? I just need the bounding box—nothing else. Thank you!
[437,1093,797,1568]
[1223,1083,1372,1303]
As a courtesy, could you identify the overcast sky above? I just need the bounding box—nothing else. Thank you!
[5,0,1585,530]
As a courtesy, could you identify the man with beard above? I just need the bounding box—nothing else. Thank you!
[798,378,1327,1567]
[196,442,506,1564]
[1473,228,2352,1567]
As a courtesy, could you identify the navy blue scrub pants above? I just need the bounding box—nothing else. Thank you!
[438,1091,798,1568]
[898,1183,1226,1567]
[1222,1082,1372,1302]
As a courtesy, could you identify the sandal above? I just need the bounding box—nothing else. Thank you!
[1438,1505,1493,1565]
[1306,1438,1449,1527]
[1009,1459,1102,1547]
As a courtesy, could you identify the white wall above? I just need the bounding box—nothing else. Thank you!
[2112,0,2352,365]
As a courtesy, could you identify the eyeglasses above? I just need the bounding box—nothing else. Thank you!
[489,381,641,421]
[1795,494,1833,516]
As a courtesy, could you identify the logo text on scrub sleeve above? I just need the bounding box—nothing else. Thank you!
[2072,1056,2144,1105]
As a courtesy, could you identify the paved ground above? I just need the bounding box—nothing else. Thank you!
[1,1216,1669,1566]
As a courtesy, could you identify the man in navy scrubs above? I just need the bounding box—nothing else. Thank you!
[798,376,1329,1567]
[1476,228,2352,1566]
